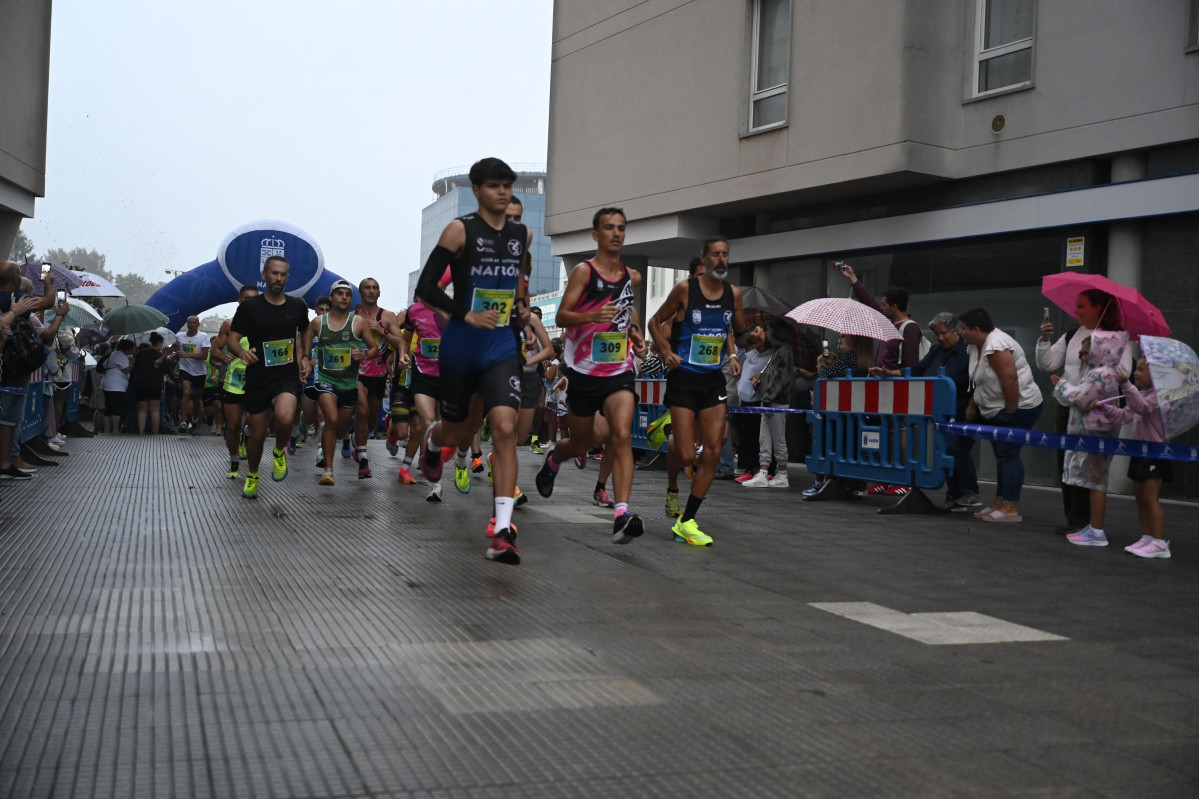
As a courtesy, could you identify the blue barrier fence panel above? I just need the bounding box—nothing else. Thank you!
[806,375,957,490]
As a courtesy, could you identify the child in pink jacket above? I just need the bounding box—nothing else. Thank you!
[1093,356,1171,559]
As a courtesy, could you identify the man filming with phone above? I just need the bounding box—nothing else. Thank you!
[833,262,922,376]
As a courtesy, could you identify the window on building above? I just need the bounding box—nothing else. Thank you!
[748,0,791,132]
[1188,0,1199,50]
[974,0,1035,95]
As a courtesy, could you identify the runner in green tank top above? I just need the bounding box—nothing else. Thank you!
[300,280,377,485]
[211,285,259,479]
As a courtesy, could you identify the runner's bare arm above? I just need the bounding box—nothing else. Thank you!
[554,262,605,328]
[649,280,688,369]
[227,327,257,365]
[355,315,379,361]
[524,315,554,366]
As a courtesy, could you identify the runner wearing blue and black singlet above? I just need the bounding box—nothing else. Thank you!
[649,236,746,547]
[414,157,532,566]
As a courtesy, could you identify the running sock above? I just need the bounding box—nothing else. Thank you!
[546,446,562,473]
[356,446,367,460]
[614,502,629,519]
[400,455,412,468]
[494,496,515,532]
[681,494,703,523]
[455,447,469,469]
[595,481,606,493]
[471,450,482,460]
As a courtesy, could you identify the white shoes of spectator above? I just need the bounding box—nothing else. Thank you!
[769,471,789,488]
[49,435,67,447]
[742,472,770,487]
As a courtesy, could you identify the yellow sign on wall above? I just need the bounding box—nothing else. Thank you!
[1066,237,1085,268]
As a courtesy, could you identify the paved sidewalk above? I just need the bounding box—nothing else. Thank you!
[1,434,1197,798]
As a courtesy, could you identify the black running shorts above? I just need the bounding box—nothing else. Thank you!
[664,369,727,413]
[439,357,521,424]
[563,368,635,418]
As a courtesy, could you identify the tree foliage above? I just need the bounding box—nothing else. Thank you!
[38,245,167,306]
[8,230,36,261]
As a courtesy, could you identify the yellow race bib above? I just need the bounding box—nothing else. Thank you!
[471,288,515,326]
[262,338,295,368]
[591,332,628,364]
[687,334,724,367]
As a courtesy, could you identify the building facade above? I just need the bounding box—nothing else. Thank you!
[0,2,53,258]
[547,0,1199,496]
[407,166,563,302]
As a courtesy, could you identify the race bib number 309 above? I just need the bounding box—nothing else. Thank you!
[471,288,515,326]
[591,332,628,364]
[687,334,724,367]
[262,338,295,368]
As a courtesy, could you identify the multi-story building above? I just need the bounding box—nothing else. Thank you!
[0,4,52,258]
[407,166,562,302]
[547,0,1199,495]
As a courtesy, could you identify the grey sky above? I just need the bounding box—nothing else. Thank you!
[22,0,553,313]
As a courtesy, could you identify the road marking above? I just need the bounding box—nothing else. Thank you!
[810,602,1067,645]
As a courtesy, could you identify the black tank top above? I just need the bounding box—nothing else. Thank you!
[449,214,528,329]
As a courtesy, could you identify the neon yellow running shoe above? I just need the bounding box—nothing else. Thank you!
[665,491,680,518]
[487,452,494,484]
[454,463,471,494]
[242,473,259,499]
[238,442,247,460]
[671,517,713,547]
[272,447,288,481]
[226,461,240,480]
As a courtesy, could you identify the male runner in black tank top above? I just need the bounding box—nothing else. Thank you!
[414,157,532,565]
[649,237,746,546]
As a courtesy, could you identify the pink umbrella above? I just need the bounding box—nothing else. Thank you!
[786,298,901,342]
[1041,273,1169,341]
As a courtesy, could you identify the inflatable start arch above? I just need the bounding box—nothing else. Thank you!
[147,220,359,331]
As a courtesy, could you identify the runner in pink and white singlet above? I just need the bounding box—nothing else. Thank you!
[533,207,648,545]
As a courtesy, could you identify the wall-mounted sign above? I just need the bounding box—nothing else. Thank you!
[1066,237,1085,268]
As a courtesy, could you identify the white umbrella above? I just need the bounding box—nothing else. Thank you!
[786,298,902,342]
[134,326,177,347]
[70,271,124,298]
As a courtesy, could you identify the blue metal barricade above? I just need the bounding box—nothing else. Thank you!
[17,367,44,445]
[631,379,669,452]
[64,361,82,422]
[806,374,957,513]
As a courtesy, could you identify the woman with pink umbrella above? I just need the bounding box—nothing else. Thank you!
[1036,288,1131,534]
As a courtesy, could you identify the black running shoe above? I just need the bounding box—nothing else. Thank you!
[535,452,557,498]
[612,513,644,544]
[486,527,521,565]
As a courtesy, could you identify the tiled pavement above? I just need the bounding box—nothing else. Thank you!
[1,433,1197,798]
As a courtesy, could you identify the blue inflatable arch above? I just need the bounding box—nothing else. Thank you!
[147,220,359,331]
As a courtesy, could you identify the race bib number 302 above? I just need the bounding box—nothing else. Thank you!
[471,288,515,326]
[591,332,628,364]
[687,334,724,367]
[262,338,295,368]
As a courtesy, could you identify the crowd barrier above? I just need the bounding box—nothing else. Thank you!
[17,367,44,445]
[806,375,957,514]
[63,362,82,423]
[938,421,1199,464]
[631,379,669,452]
